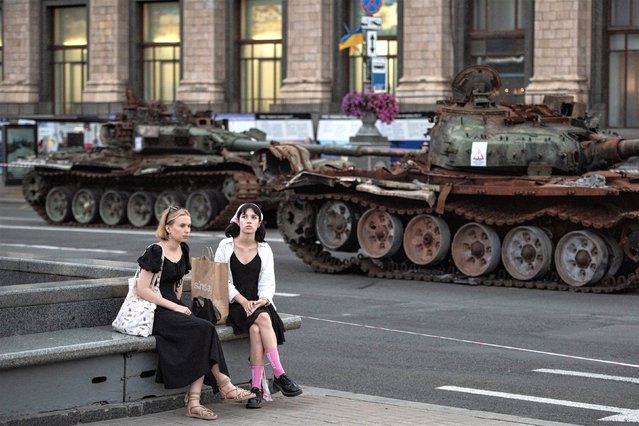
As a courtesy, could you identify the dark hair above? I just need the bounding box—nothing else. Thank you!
[224,203,266,242]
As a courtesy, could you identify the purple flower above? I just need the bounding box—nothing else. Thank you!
[341,91,399,124]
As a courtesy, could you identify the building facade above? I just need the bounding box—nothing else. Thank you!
[0,0,636,135]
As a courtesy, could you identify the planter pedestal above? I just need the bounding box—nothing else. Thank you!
[348,112,389,169]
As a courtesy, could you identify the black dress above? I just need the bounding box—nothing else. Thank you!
[138,243,229,389]
[227,252,286,345]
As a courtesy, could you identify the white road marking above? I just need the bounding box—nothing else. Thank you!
[274,292,300,297]
[438,386,639,422]
[0,243,127,254]
[0,224,284,242]
[301,316,639,368]
[534,368,639,385]
[0,224,212,238]
[0,216,41,222]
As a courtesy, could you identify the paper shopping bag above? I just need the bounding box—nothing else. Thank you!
[191,255,228,325]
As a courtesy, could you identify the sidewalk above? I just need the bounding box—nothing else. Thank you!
[86,386,574,426]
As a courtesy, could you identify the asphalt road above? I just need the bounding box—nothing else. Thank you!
[2,199,639,425]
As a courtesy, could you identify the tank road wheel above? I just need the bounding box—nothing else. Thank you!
[357,208,403,258]
[451,223,501,277]
[127,191,157,227]
[45,186,74,223]
[619,224,639,263]
[221,177,237,201]
[276,196,315,243]
[186,190,221,229]
[22,171,47,204]
[154,190,186,220]
[71,188,102,224]
[403,215,451,265]
[598,233,623,279]
[501,226,553,281]
[99,190,130,225]
[554,230,609,287]
[315,201,360,252]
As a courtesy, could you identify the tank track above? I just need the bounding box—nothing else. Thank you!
[26,169,261,230]
[280,193,639,294]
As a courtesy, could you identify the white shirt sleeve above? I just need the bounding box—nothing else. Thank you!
[257,242,276,306]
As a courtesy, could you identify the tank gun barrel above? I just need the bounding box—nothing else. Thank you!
[617,139,639,159]
[222,138,425,157]
[588,138,639,167]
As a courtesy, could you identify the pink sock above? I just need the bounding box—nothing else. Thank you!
[251,365,264,390]
[265,347,285,378]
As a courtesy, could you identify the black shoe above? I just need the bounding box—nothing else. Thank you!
[273,374,303,397]
[245,387,263,409]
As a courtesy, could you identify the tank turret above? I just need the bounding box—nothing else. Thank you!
[274,65,639,293]
[428,65,639,175]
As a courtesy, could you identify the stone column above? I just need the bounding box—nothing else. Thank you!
[0,0,40,103]
[176,0,226,106]
[276,0,333,107]
[83,0,130,104]
[525,0,591,104]
[395,0,454,107]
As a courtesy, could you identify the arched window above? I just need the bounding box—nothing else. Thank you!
[239,0,282,112]
[348,0,398,94]
[141,1,180,103]
[608,0,639,127]
[52,6,87,114]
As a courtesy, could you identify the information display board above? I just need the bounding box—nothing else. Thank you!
[213,113,257,133]
[316,114,362,159]
[3,125,37,185]
[37,121,102,153]
[255,113,315,143]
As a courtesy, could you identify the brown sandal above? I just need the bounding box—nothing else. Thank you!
[184,392,218,420]
[218,377,256,402]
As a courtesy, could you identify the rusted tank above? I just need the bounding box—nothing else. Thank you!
[275,65,639,293]
[20,98,420,230]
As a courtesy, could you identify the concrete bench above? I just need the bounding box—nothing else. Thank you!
[0,255,302,421]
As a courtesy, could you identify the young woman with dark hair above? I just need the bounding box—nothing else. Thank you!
[214,203,302,409]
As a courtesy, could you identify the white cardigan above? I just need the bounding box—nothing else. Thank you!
[213,237,277,308]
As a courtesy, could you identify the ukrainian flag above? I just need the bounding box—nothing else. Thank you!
[339,27,364,53]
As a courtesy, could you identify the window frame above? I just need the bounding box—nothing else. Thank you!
[606,0,639,128]
[41,0,89,114]
[457,0,533,103]
[130,0,183,104]
[0,4,4,82]
[236,0,285,113]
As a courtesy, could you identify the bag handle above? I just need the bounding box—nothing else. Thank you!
[152,243,165,289]
[202,246,215,259]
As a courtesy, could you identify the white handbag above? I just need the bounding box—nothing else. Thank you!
[112,244,164,337]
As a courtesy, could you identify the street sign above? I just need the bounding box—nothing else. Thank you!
[361,0,383,15]
[371,57,387,91]
[361,16,382,30]
[366,30,377,57]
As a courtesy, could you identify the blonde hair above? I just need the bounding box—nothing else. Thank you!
[155,207,191,240]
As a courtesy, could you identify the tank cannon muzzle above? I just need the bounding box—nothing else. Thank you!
[617,139,639,159]
[587,138,639,168]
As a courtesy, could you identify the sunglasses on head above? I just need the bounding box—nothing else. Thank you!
[169,206,181,211]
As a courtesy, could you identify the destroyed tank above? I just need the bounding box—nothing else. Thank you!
[21,98,420,230]
[275,65,639,293]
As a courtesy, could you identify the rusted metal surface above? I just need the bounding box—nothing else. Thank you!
[273,65,639,293]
